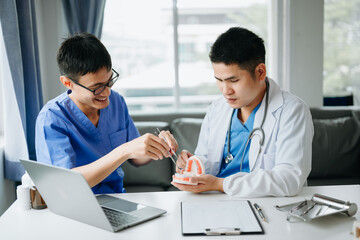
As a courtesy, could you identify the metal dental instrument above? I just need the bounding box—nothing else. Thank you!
[155,128,183,170]
[315,205,323,216]
[301,202,316,217]
[289,200,307,213]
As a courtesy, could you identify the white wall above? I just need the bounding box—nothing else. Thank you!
[287,0,323,107]
[0,56,16,214]
[0,22,16,217]
[0,78,3,136]
[269,0,323,108]
[0,146,16,216]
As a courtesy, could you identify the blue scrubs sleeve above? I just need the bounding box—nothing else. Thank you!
[36,111,76,169]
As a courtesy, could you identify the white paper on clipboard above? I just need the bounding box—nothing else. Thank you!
[181,200,264,235]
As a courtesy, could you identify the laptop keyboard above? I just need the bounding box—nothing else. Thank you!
[102,207,140,228]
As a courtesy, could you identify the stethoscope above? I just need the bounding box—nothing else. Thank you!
[224,78,269,172]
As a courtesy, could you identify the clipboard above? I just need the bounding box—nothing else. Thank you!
[181,200,264,236]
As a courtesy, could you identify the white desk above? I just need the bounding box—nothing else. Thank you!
[0,185,359,240]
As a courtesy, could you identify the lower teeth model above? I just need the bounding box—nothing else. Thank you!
[173,156,204,185]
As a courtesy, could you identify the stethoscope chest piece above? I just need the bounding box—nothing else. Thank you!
[225,153,233,164]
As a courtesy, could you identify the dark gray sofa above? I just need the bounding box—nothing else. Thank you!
[309,107,360,186]
[121,107,360,193]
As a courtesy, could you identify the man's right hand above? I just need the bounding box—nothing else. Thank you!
[123,133,172,164]
[73,133,173,187]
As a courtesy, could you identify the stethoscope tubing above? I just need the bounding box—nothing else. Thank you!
[225,78,270,171]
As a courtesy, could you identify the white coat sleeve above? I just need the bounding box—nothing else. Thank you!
[223,98,314,197]
[194,104,211,173]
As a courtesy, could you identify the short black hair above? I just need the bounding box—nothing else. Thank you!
[209,27,265,75]
[57,33,112,81]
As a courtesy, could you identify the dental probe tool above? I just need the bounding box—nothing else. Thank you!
[155,128,183,170]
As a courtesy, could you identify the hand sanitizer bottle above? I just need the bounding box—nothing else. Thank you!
[17,172,31,210]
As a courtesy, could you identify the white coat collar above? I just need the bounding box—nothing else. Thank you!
[208,78,284,174]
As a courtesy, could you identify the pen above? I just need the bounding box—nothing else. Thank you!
[155,128,183,170]
[253,203,267,222]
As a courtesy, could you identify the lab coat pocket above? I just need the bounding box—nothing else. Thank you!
[109,129,128,149]
[208,161,221,175]
[263,152,276,170]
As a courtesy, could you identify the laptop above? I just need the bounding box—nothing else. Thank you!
[20,159,166,232]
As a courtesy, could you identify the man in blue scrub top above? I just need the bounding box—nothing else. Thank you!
[35,33,178,194]
[172,28,313,197]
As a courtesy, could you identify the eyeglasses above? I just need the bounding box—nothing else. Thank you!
[69,69,119,95]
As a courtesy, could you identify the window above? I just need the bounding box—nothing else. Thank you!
[323,0,360,103]
[102,0,268,113]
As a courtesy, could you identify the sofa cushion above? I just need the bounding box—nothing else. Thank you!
[122,159,173,188]
[307,177,360,186]
[122,122,173,190]
[170,118,203,154]
[124,185,168,193]
[125,185,179,193]
[310,108,353,119]
[310,116,360,179]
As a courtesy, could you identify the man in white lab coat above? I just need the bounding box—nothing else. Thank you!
[171,27,314,197]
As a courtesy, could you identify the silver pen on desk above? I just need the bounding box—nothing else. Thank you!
[253,203,267,222]
[155,128,183,170]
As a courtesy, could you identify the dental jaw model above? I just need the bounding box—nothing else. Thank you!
[173,156,205,185]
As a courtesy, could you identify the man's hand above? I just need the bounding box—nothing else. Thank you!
[157,130,178,154]
[122,133,171,164]
[171,174,224,193]
[175,150,193,173]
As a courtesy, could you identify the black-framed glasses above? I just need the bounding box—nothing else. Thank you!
[69,68,119,95]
